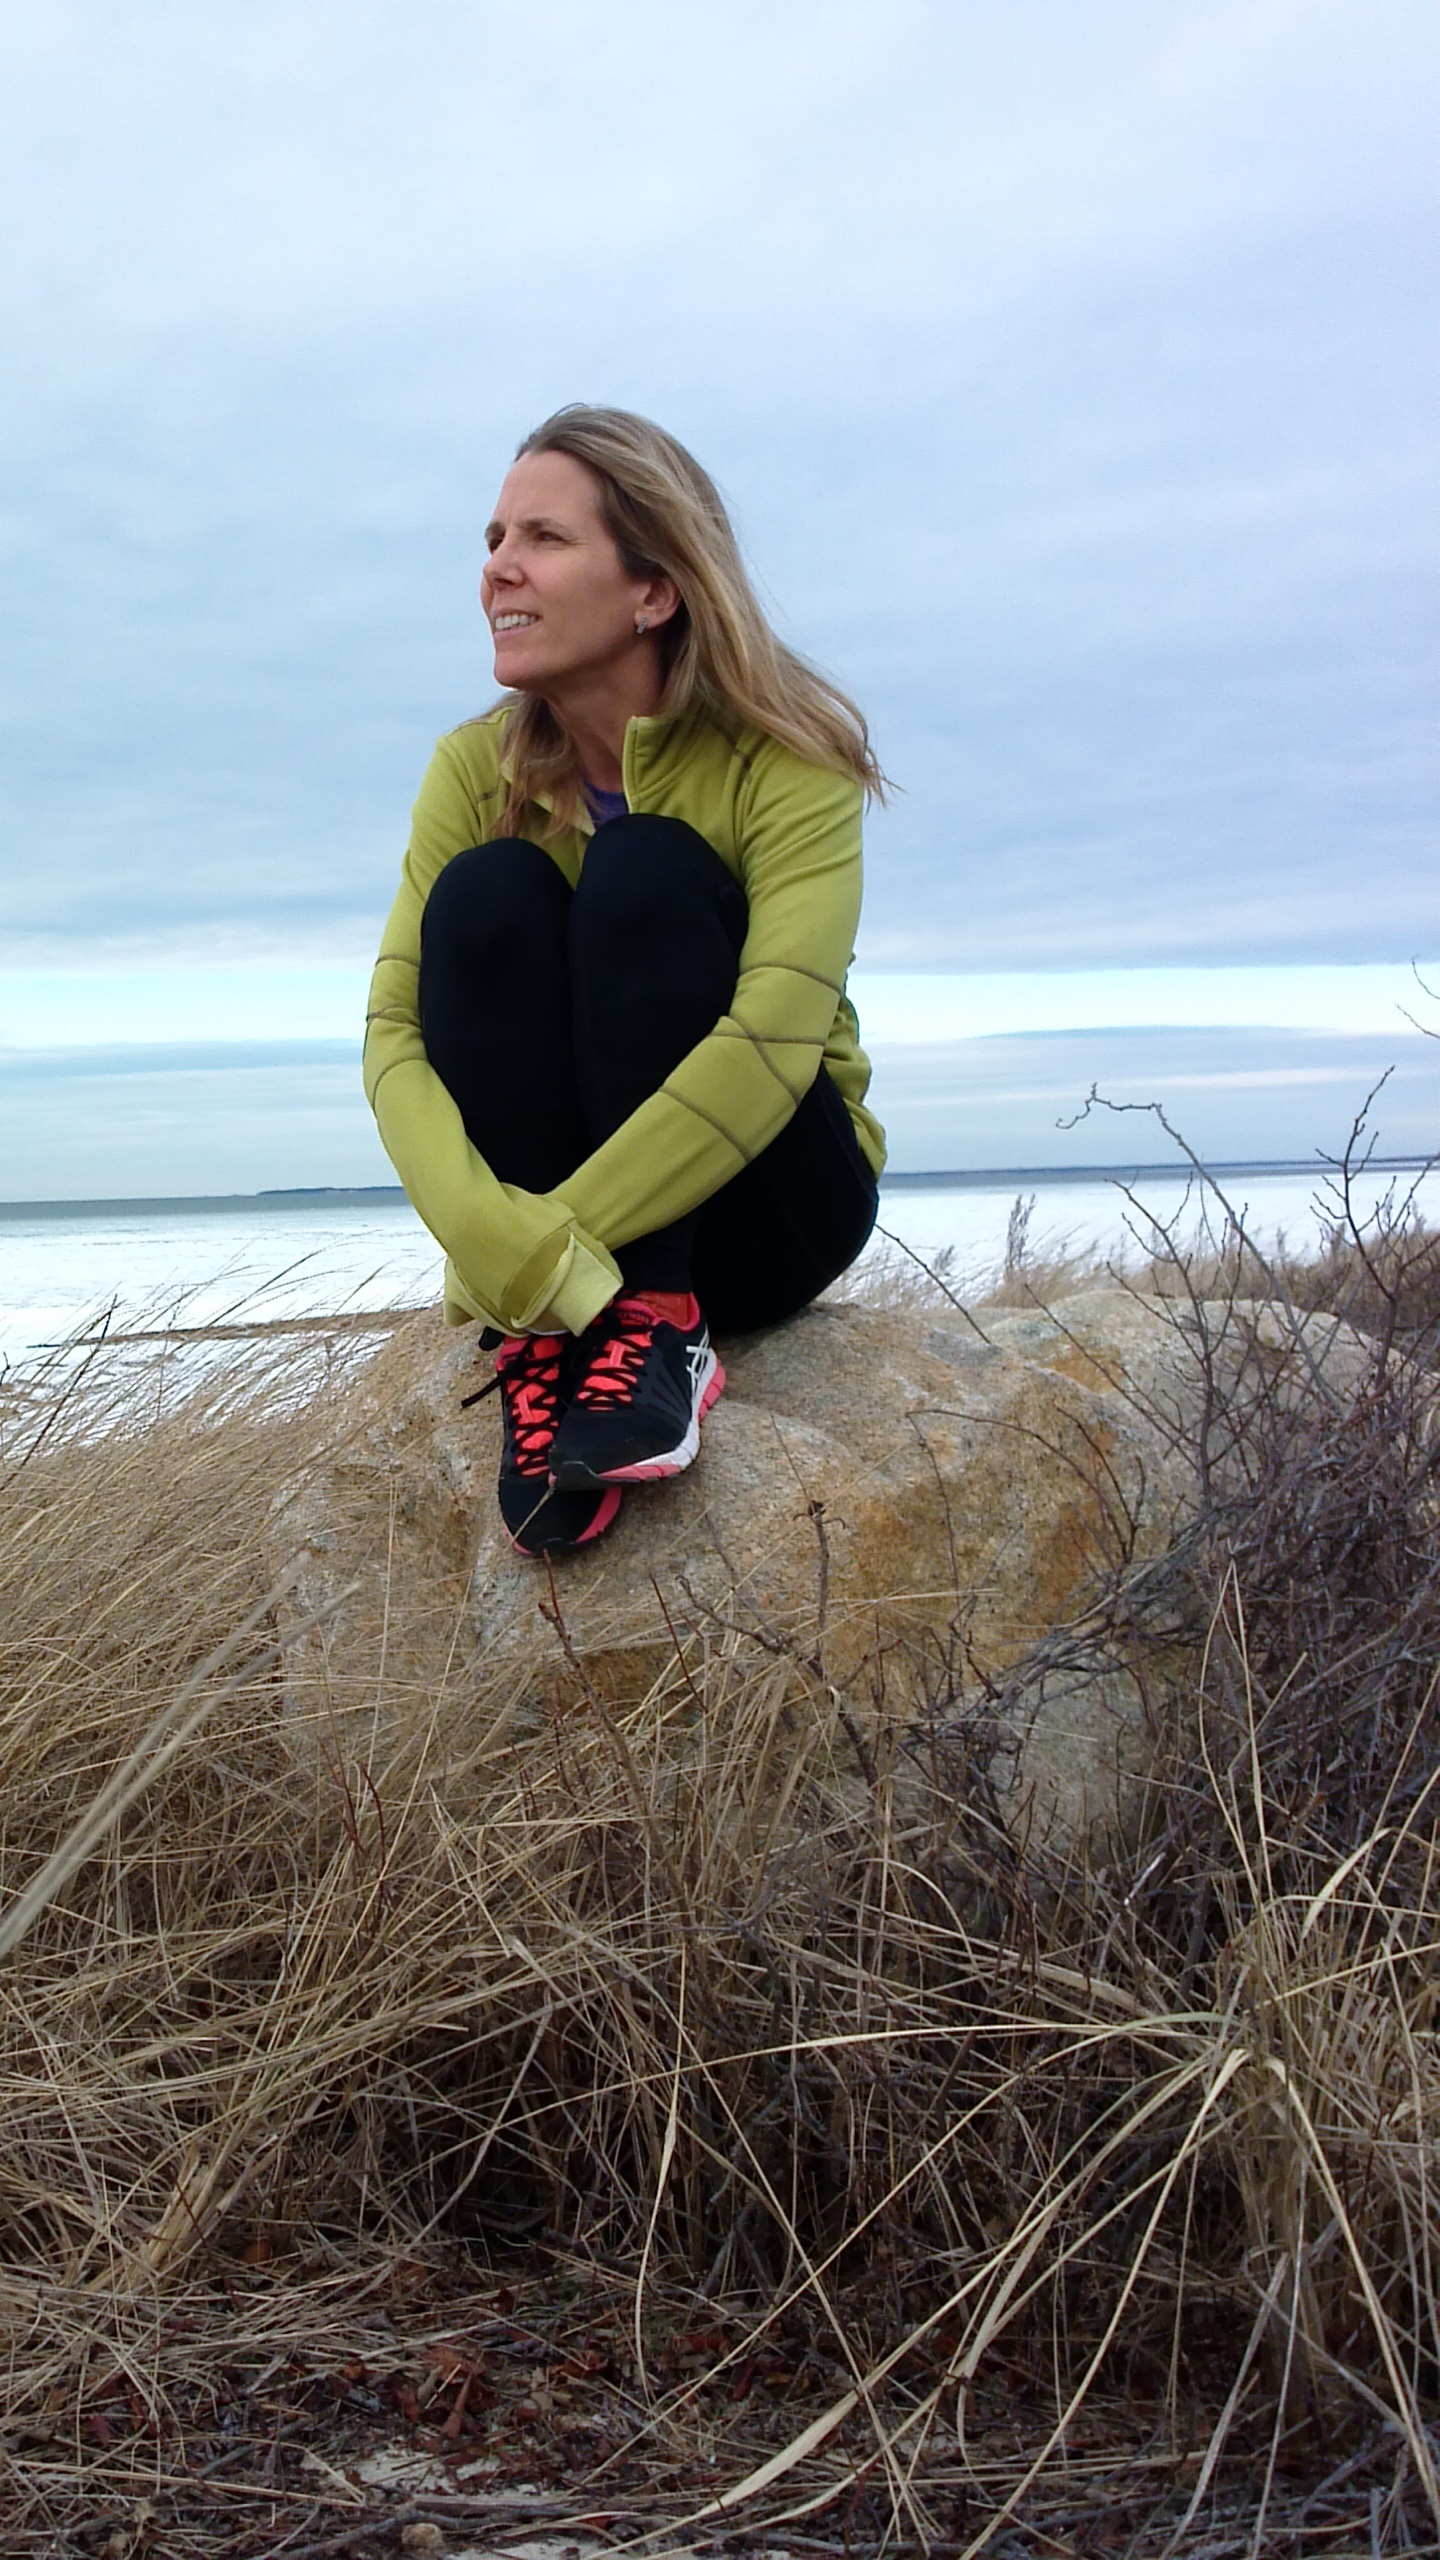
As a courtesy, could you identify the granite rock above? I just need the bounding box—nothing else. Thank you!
[269,1286,1364,1848]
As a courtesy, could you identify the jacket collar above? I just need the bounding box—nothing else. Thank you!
[493,702,712,816]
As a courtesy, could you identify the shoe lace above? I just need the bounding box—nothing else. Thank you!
[570,1297,658,1411]
[462,1334,566,1469]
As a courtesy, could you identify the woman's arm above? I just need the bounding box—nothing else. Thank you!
[551,739,865,1251]
[362,733,621,1333]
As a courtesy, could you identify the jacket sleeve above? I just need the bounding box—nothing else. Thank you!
[552,743,863,1252]
[362,736,621,1334]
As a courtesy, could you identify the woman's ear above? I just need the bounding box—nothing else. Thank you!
[636,573,681,631]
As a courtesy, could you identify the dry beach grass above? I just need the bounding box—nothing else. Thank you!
[1,1180,1437,2556]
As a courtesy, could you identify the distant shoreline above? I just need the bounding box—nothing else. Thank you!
[0,1159,1432,1223]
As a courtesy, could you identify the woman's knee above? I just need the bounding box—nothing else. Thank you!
[421,838,568,964]
[571,815,746,954]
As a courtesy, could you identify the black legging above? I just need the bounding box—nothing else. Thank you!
[417,813,878,1334]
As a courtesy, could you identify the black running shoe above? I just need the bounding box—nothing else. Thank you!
[548,1294,725,1490]
[471,1332,622,1557]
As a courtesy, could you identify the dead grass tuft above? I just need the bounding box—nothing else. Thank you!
[1,1171,1437,2555]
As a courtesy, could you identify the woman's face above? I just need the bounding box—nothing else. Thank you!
[481,449,674,695]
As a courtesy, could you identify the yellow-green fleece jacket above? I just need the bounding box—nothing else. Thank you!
[363,704,885,1335]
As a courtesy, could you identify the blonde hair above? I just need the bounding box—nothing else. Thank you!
[490,405,885,835]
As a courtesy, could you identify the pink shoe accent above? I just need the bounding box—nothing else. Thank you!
[572,1484,623,1543]
[502,1481,622,1556]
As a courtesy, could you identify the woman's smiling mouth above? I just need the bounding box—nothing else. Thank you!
[492,612,538,633]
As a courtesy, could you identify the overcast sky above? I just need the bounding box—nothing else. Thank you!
[0,0,1436,1191]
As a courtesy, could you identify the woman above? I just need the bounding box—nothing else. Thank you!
[364,406,886,1557]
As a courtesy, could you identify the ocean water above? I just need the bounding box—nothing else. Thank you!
[870,1164,1440,1284]
[0,1199,439,1370]
[3,1163,1436,1372]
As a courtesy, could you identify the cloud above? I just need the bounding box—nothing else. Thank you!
[0,1,1434,969]
[2,1020,1432,1200]
[868,1024,1438,1171]
[0,1042,391,1199]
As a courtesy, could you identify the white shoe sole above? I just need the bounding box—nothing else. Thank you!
[558,1350,725,1487]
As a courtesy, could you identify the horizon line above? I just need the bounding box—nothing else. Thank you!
[0,1157,1433,1222]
